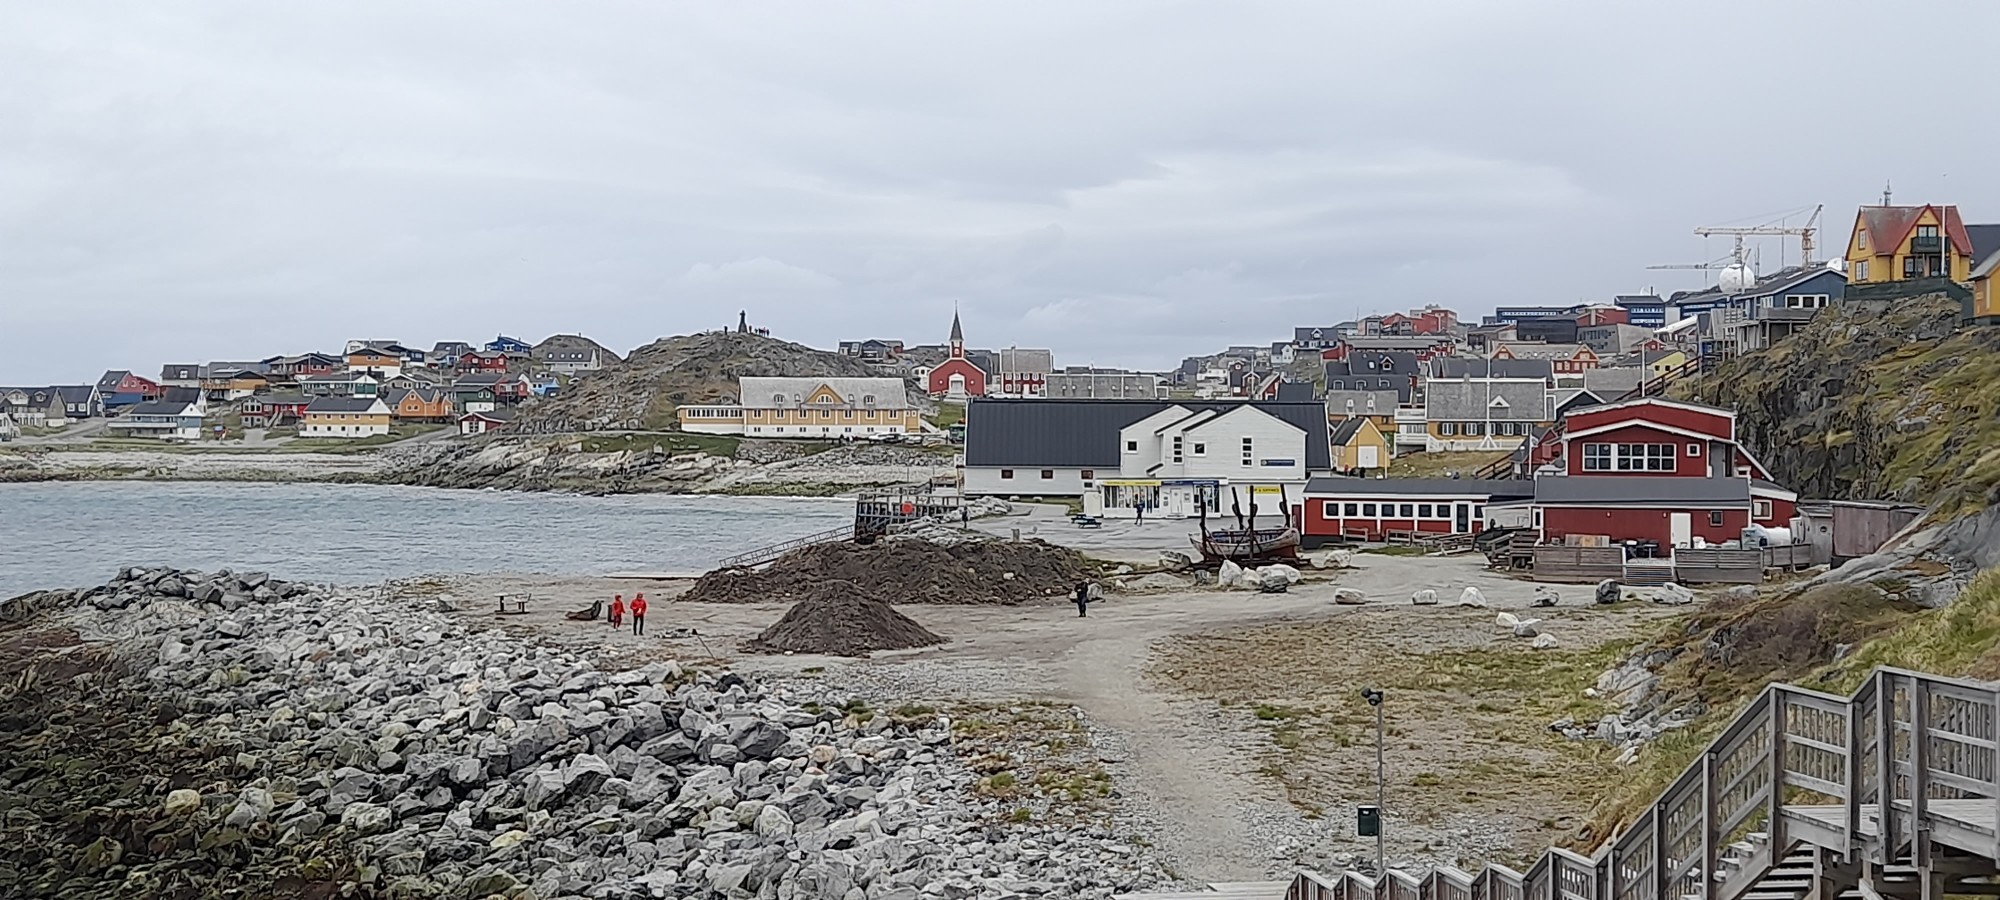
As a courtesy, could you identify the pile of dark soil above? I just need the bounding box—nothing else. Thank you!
[742,581,946,657]
[686,538,1095,605]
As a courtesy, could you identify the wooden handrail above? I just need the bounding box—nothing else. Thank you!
[1286,665,2000,900]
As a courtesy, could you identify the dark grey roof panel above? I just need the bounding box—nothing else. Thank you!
[1304,477,1534,498]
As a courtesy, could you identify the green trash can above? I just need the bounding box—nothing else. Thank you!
[1357,805,1381,837]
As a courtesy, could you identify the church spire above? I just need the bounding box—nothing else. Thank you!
[948,308,965,358]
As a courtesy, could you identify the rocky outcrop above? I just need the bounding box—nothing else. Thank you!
[510,331,928,434]
[2,567,1171,898]
[375,438,949,495]
[1676,295,2000,514]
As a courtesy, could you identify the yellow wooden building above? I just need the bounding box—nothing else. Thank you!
[678,376,921,437]
[1329,416,1390,473]
[1845,204,1977,285]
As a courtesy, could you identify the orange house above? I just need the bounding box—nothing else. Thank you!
[345,348,404,376]
[386,387,454,422]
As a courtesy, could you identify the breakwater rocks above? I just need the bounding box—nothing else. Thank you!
[0,566,1170,899]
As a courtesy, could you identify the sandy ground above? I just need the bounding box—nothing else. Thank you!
[428,541,1680,883]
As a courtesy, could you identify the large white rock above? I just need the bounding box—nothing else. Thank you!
[1410,589,1438,606]
[1217,560,1245,589]
[1512,619,1542,638]
[1457,587,1489,607]
[1495,612,1521,629]
[1333,587,1367,605]
[1532,633,1560,650]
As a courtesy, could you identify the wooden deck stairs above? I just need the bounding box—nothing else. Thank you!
[1275,667,2000,900]
[714,524,854,569]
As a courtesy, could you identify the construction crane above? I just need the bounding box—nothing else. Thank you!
[1646,253,1736,272]
[1694,204,1823,269]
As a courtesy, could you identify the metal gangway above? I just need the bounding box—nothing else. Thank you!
[1284,667,2000,900]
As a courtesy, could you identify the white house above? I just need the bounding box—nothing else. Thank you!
[961,399,1332,519]
[107,395,208,441]
[300,397,392,438]
[459,408,516,435]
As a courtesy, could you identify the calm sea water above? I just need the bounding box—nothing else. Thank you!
[0,482,851,596]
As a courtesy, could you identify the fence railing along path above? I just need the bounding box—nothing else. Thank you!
[1287,667,2000,900]
[714,524,855,569]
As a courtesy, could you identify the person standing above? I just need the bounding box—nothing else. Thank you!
[630,592,648,636]
[608,594,625,629]
[1073,581,1090,618]
[1134,501,1144,524]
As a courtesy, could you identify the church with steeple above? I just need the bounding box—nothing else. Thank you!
[924,310,988,399]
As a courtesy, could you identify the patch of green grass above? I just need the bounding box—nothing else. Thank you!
[578,431,741,457]
[1253,704,1303,721]
[927,404,965,428]
[1006,807,1032,824]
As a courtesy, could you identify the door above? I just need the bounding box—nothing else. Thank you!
[1454,503,1470,533]
[1670,512,1693,548]
[1357,445,1380,469]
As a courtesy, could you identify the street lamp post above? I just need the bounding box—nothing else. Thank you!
[1361,687,1386,877]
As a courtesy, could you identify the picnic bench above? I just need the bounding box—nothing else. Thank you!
[495,593,533,616]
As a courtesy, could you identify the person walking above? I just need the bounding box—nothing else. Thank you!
[630,592,648,636]
[608,594,625,629]
[1073,581,1090,618]
[1133,501,1144,524]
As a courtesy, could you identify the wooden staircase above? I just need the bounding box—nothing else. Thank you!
[714,524,854,569]
[1282,667,2000,900]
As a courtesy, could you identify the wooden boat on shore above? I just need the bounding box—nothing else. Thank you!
[1191,525,1301,562]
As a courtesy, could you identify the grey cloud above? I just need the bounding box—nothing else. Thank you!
[4,1,1999,381]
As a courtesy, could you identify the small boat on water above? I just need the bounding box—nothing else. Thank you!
[1190,483,1301,563]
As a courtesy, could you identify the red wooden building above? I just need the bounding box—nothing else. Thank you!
[925,312,988,398]
[1298,478,1534,546]
[1532,398,1796,553]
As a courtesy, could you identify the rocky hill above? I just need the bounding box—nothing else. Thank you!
[1673,293,2000,518]
[512,331,925,434]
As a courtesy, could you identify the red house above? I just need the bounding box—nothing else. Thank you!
[458,350,513,373]
[1299,478,1535,546]
[1532,398,1796,554]
[1573,306,1628,327]
[925,312,987,398]
[1410,307,1457,335]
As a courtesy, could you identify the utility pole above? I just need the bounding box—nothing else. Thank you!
[1360,687,1386,876]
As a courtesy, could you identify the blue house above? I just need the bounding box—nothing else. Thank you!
[1483,305,1577,326]
[1670,265,1848,362]
[1612,294,1668,329]
[485,335,532,354]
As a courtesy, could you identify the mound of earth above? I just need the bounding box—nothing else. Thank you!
[686,537,1095,605]
[742,581,945,657]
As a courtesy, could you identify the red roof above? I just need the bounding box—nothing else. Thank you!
[1855,205,1975,257]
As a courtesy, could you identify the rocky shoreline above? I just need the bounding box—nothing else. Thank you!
[0,438,958,498]
[1,566,1172,899]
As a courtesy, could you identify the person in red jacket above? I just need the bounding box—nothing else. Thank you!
[630,592,648,636]
[608,594,625,629]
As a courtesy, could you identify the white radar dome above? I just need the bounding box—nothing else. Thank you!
[1718,263,1756,293]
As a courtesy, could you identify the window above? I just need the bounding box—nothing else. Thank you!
[771,393,786,404]
[860,394,877,406]
[1905,256,1923,279]
[1192,442,1206,456]
[1856,260,1869,280]
[1583,443,1613,471]
[1000,469,1014,479]
[1171,436,1184,463]
[1343,503,1359,517]
[1709,511,1725,527]
[1125,440,1138,452]
[1610,443,1676,472]
[1753,499,1773,519]
[1041,470,1054,480]
[1440,422,1457,436]
[843,410,854,419]
[1398,503,1415,518]
[1362,503,1378,517]
[1856,230,1866,251]
[1241,436,1254,465]
[1418,503,1434,518]
[1466,422,1484,436]
[1785,294,1828,309]
[1687,443,1701,457]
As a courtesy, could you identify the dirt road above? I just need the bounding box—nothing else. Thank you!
[436,550,1657,882]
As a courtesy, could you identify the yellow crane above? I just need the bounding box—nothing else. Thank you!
[1694,204,1823,269]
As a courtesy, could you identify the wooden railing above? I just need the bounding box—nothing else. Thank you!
[1287,667,2000,900]
[714,523,854,569]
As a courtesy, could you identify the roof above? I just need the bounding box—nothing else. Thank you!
[53,385,97,403]
[1855,205,1975,259]
[160,364,204,380]
[1969,223,2000,277]
[1425,379,1547,421]
[1494,342,1591,360]
[301,371,375,383]
[452,373,513,387]
[1431,357,1553,379]
[1323,390,1399,416]
[125,399,193,416]
[949,311,964,343]
[1674,265,1848,306]
[1329,418,1373,445]
[1533,475,1751,505]
[1613,295,1666,308]
[252,393,310,406]
[965,399,1331,470]
[739,377,912,410]
[463,408,518,422]
[1304,477,1535,498]
[1580,366,1646,397]
[385,387,446,405]
[306,397,386,413]
[97,370,131,388]
[1274,382,1315,402]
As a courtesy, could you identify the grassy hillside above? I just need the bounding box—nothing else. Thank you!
[1673,295,2000,518]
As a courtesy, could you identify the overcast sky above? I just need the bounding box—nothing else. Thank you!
[6,1,1998,383]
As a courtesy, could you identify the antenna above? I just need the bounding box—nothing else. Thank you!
[1882,182,1893,206]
